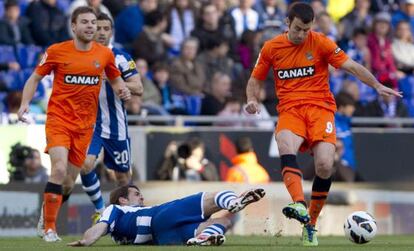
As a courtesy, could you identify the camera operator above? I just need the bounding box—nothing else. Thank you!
[157,137,219,181]
[8,143,48,183]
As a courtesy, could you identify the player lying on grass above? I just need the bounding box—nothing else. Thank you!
[68,185,265,246]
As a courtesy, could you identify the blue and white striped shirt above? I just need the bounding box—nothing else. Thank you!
[99,204,157,245]
[94,47,138,140]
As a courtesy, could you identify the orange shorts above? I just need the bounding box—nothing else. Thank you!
[45,123,93,167]
[276,104,336,152]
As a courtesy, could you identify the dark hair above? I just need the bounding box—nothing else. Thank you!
[235,137,253,154]
[109,185,140,205]
[144,9,166,27]
[336,91,355,108]
[71,6,97,24]
[152,62,169,72]
[97,12,113,27]
[5,0,18,9]
[287,2,314,24]
[352,27,367,38]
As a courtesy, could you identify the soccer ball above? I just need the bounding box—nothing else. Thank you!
[343,211,377,244]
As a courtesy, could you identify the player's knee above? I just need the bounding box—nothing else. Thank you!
[81,158,95,174]
[51,160,67,181]
[315,157,334,178]
[276,136,294,154]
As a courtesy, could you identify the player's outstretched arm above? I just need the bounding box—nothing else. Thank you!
[108,76,131,101]
[67,222,108,247]
[17,72,44,123]
[340,58,402,98]
[125,74,143,96]
[245,77,264,114]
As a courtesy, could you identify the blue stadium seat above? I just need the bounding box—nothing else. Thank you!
[0,45,17,63]
[0,1,4,19]
[0,71,21,91]
[18,0,30,15]
[56,0,71,12]
[16,44,43,69]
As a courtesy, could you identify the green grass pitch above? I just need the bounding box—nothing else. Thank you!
[1,235,414,251]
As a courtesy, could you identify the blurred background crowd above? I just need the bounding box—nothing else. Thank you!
[2,0,414,125]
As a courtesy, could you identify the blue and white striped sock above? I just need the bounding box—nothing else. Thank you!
[214,191,237,210]
[81,171,105,213]
[200,224,226,237]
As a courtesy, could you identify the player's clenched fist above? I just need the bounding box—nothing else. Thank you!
[119,87,131,101]
[245,100,261,114]
[17,103,30,123]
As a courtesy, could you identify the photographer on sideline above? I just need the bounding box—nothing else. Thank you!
[157,137,219,181]
[8,143,48,183]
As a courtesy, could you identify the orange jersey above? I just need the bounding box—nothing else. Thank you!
[36,40,121,130]
[251,31,349,113]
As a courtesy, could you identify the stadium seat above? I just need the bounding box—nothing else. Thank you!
[0,71,21,91]
[56,0,71,12]
[0,1,4,19]
[0,45,17,63]
[16,44,43,69]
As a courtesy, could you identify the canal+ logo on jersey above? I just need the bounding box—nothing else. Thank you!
[64,75,100,85]
[277,65,315,80]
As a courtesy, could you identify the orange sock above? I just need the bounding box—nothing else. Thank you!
[308,191,328,225]
[282,166,305,203]
[43,192,63,232]
[308,176,332,225]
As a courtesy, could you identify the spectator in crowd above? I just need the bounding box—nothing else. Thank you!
[157,138,219,181]
[132,9,171,68]
[225,136,270,184]
[392,0,414,35]
[169,37,206,96]
[364,83,409,119]
[340,80,366,116]
[25,0,69,46]
[0,0,33,45]
[315,11,337,41]
[135,58,168,115]
[125,95,147,126]
[211,0,238,59]
[230,0,259,39]
[334,92,357,182]
[102,0,127,18]
[237,30,261,70]
[191,3,237,56]
[392,20,414,74]
[338,0,372,43]
[196,36,235,87]
[115,0,158,49]
[167,0,196,55]
[345,28,377,104]
[215,97,242,127]
[200,72,232,115]
[310,0,326,16]
[8,144,48,183]
[254,0,286,40]
[152,62,187,114]
[368,12,398,88]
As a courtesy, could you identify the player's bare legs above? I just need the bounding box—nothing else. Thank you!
[187,189,265,246]
[41,146,69,242]
[302,141,335,246]
[276,130,310,224]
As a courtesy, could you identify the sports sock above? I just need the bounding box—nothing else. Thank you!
[309,175,332,225]
[281,154,305,205]
[81,171,105,213]
[214,191,237,210]
[200,223,226,237]
[43,182,63,232]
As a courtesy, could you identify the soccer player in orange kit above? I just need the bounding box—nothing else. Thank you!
[17,6,131,242]
[245,2,401,246]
